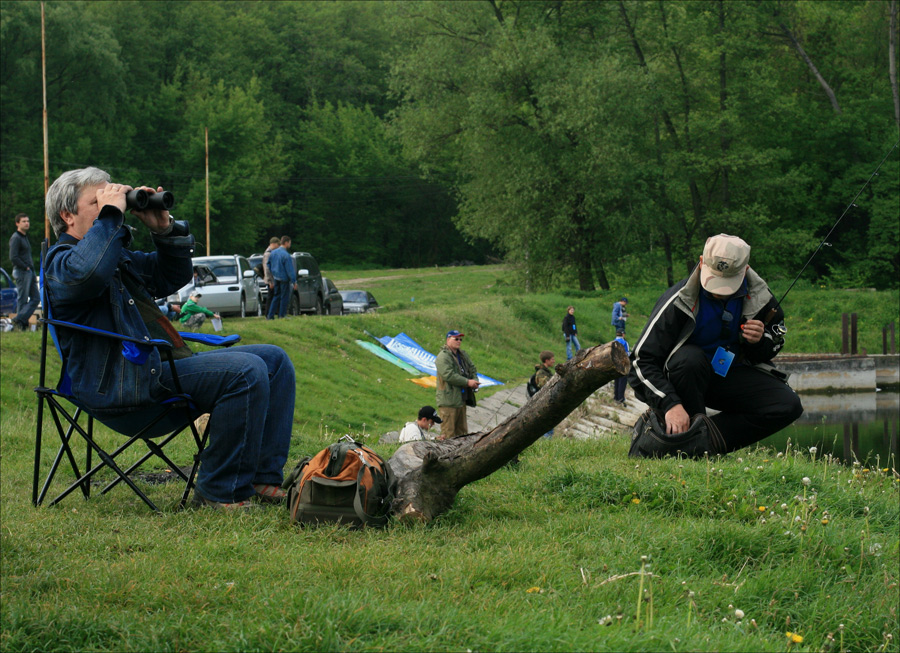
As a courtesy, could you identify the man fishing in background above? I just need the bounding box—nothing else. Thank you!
[628,234,803,456]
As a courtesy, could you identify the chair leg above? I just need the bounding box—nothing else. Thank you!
[178,419,211,510]
[100,430,189,495]
[36,397,92,505]
[47,428,160,512]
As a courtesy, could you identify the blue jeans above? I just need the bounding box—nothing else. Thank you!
[13,268,39,325]
[565,334,581,360]
[158,344,295,503]
[267,280,291,319]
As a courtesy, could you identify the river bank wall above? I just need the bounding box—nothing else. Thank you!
[777,353,899,393]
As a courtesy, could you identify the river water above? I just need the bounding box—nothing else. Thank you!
[759,391,899,466]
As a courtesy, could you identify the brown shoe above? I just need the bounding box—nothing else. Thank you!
[190,491,257,511]
[252,483,287,504]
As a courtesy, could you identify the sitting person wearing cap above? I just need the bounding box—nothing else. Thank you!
[435,329,480,438]
[398,406,443,443]
[178,291,220,330]
[628,233,802,456]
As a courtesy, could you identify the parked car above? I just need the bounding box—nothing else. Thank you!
[322,278,343,316]
[339,290,379,314]
[166,256,263,318]
[1,268,17,317]
[248,251,327,315]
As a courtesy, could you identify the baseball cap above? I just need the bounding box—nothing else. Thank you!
[418,405,442,423]
[700,234,751,295]
[446,329,464,339]
[619,297,628,303]
[190,291,202,299]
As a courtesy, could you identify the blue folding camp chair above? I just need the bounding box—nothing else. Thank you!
[32,240,241,512]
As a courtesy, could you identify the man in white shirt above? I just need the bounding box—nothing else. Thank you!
[398,406,442,443]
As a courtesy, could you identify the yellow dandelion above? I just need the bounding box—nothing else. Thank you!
[786,632,804,644]
[631,498,641,504]
[821,518,829,525]
[526,586,542,594]
[862,468,870,473]
[758,506,767,512]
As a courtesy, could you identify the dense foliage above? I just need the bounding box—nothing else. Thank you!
[1,1,897,287]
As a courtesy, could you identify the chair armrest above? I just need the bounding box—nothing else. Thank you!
[179,333,241,347]
[44,317,173,350]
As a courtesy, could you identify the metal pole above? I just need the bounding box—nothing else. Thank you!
[841,313,849,355]
[41,2,50,239]
[851,313,858,356]
[205,127,210,256]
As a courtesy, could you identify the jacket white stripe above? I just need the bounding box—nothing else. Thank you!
[631,290,683,399]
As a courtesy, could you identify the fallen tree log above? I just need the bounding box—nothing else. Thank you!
[388,341,630,522]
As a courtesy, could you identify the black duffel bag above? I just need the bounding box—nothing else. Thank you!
[629,409,726,459]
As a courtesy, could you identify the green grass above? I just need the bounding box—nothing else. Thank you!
[1,265,898,652]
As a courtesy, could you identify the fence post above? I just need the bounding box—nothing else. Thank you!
[841,313,849,355]
[885,325,889,355]
[851,313,858,355]
[891,321,896,355]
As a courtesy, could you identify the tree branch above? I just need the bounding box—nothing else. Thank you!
[778,22,841,115]
[389,341,630,522]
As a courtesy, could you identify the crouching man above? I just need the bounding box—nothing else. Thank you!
[628,234,802,457]
[44,167,294,509]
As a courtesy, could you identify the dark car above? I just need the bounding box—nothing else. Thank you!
[339,290,379,314]
[1,268,17,317]
[322,277,343,315]
[248,251,327,315]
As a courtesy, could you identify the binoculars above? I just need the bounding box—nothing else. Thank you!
[125,189,175,211]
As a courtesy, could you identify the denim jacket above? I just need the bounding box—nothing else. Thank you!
[44,206,194,414]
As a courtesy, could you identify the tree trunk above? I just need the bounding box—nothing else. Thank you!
[779,23,842,115]
[890,0,899,131]
[389,341,630,522]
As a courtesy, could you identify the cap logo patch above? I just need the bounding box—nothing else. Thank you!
[716,261,729,272]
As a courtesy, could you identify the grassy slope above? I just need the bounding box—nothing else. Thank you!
[1,265,898,652]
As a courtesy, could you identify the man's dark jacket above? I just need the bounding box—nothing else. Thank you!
[627,263,786,416]
[44,205,193,414]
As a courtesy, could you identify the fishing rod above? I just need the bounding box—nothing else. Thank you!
[777,137,900,307]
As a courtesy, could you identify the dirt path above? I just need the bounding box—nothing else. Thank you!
[333,270,450,287]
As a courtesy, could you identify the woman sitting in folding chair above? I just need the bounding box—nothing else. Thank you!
[41,167,295,510]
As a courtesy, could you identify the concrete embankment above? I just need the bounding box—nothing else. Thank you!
[776,354,899,393]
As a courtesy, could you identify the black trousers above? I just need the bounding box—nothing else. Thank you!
[614,376,628,402]
[666,345,803,452]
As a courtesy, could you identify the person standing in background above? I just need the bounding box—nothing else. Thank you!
[8,213,39,331]
[613,330,630,405]
[612,297,629,335]
[266,236,297,320]
[435,329,480,438]
[562,306,580,360]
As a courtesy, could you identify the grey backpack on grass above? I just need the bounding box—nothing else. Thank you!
[629,409,726,459]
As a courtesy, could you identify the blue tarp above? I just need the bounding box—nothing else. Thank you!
[376,332,503,387]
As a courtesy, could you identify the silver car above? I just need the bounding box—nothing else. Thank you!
[167,256,263,318]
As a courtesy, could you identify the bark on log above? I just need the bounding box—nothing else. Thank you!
[388,341,630,522]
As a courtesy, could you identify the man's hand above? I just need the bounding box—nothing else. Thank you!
[130,186,171,233]
[467,379,480,389]
[96,183,131,214]
[741,319,765,344]
[665,404,690,434]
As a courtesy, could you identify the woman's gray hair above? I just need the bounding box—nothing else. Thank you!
[45,167,110,236]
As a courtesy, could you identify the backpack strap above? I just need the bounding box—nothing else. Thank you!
[349,447,394,527]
